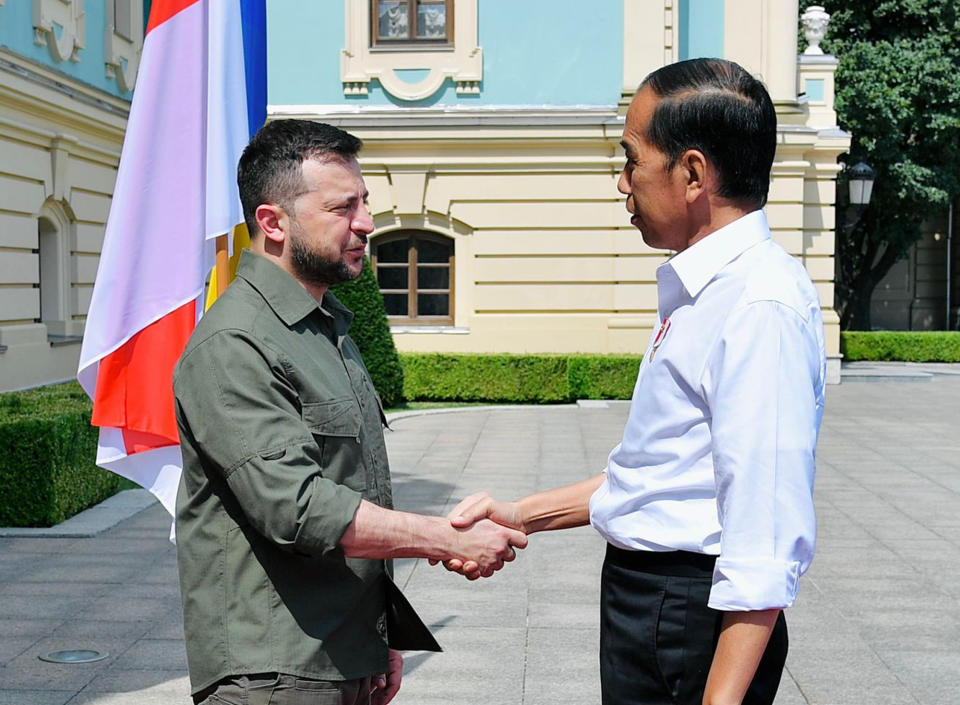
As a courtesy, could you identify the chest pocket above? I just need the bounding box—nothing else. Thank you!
[301,398,365,492]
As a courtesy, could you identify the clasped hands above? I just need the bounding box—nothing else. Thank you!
[431,492,523,580]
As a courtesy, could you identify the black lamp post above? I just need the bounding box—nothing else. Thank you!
[836,160,876,330]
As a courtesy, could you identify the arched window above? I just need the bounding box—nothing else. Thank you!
[38,218,59,323]
[37,215,67,336]
[35,201,78,341]
[372,231,453,326]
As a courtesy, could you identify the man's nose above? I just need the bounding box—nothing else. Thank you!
[617,169,630,196]
[353,202,375,235]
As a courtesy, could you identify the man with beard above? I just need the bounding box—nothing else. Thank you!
[173,120,526,705]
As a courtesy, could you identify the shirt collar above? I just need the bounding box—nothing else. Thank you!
[664,209,770,299]
[236,249,354,334]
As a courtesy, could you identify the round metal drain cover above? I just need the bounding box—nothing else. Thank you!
[39,649,108,664]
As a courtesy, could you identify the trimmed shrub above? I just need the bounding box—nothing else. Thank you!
[568,356,641,400]
[331,256,405,407]
[0,382,123,527]
[841,331,960,362]
[401,354,571,403]
[400,353,643,403]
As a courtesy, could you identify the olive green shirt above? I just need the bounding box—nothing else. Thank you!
[174,250,433,695]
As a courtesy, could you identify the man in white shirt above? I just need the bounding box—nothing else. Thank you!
[441,58,826,705]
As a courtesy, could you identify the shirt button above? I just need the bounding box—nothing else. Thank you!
[376,615,387,636]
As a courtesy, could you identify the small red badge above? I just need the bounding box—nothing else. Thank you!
[649,317,671,362]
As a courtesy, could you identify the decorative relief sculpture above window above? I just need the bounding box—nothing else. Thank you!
[342,0,480,101]
[104,0,143,92]
[33,0,86,63]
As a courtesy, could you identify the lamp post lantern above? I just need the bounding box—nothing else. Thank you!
[848,161,875,207]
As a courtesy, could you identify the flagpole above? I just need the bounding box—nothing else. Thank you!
[215,234,229,296]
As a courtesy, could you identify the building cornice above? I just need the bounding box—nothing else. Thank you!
[0,49,129,152]
[270,105,848,145]
[269,104,620,128]
[0,51,131,115]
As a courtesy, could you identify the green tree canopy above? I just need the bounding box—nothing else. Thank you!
[331,256,405,407]
[804,0,960,329]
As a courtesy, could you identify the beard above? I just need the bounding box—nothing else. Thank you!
[288,221,362,287]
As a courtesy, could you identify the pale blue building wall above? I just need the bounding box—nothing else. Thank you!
[0,2,133,99]
[678,0,725,60]
[268,1,345,106]
[268,0,624,107]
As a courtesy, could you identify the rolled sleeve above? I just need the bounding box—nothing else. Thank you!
[175,330,362,557]
[710,557,802,611]
[702,300,821,611]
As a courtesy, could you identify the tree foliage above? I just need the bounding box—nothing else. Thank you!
[803,0,960,329]
[330,256,405,407]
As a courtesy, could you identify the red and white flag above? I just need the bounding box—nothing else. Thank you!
[77,0,266,516]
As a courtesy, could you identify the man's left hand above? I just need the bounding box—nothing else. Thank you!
[371,649,403,704]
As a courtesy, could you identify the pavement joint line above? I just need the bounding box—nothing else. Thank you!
[385,403,577,426]
[840,361,960,381]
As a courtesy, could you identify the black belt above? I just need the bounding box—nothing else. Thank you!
[605,544,716,578]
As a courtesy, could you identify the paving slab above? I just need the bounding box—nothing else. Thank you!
[840,364,932,382]
[1,380,959,704]
[0,692,74,705]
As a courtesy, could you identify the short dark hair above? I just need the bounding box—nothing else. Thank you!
[640,59,777,208]
[237,119,363,235]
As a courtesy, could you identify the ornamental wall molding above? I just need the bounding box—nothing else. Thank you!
[104,0,142,92]
[0,55,128,162]
[33,0,86,63]
[341,0,482,101]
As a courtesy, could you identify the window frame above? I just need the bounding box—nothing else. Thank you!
[370,0,455,47]
[372,231,455,326]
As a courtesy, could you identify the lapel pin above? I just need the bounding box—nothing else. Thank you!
[649,317,671,362]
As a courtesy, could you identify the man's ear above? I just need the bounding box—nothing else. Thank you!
[680,149,708,203]
[255,203,286,245]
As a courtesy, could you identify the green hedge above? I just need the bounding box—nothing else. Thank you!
[400,353,642,403]
[331,256,405,407]
[841,331,960,362]
[567,356,641,400]
[0,382,125,527]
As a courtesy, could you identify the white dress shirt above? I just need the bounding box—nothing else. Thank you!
[589,210,825,611]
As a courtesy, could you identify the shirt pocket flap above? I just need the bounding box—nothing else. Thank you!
[301,398,362,438]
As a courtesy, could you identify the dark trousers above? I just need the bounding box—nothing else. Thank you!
[600,545,788,705]
[195,673,373,705]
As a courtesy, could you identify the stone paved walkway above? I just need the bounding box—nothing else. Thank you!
[1,376,959,704]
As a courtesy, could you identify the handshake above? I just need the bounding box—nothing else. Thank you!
[429,492,527,581]
[347,477,597,579]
